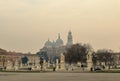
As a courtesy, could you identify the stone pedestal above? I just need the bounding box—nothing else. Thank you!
[60,53,65,70]
[31,59,40,71]
[86,52,93,71]
[77,62,81,67]
[47,61,50,68]
[14,60,19,71]
[56,59,59,70]
[35,60,40,70]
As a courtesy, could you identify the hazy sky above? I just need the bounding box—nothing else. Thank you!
[0,0,120,53]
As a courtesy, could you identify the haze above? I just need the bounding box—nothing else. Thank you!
[0,0,120,53]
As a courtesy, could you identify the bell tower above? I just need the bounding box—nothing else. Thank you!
[67,31,73,46]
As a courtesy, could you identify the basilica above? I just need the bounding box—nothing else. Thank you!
[39,31,73,60]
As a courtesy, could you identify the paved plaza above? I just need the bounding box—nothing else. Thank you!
[0,72,120,81]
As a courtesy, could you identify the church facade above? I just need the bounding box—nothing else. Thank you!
[39,31,73,61]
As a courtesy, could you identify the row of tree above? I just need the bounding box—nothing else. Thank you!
[92,49,114,69]
[64,43,116,68]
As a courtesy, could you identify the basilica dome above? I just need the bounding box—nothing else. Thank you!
[44,39,53,48]
[56,34,63,47]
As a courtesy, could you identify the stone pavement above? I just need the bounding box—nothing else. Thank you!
[0,72,120,81]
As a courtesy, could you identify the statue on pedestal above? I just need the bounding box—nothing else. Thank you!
[6,60,13,70]
[14,59,19,71]
[56,59,59,70]
[86,51,93,71]
[60,53,65,70]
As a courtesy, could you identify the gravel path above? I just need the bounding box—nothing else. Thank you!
[0,72,120,81]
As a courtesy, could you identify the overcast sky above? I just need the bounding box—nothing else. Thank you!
[0,0,120,53]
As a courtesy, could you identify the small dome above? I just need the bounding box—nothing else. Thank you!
[44,39,53,48]
[56,34,63,47]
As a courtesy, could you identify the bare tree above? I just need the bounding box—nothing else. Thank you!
[64,43,93,65]
[95,49,114,69]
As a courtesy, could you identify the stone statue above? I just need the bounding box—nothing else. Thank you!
[6,60,13,70]
[60,53,65,70]
[56,59,59,70]
[86,51,93,71]
[14,59,19,71]
[60,53,65,63]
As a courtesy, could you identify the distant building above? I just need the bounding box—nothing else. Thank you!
[44,33,64,48]
[39,31,73,62]
[0,48,39,67]
[67,31,73,46]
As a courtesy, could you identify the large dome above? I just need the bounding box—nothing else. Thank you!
[56,34,63,47]
[44,39,53,48]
